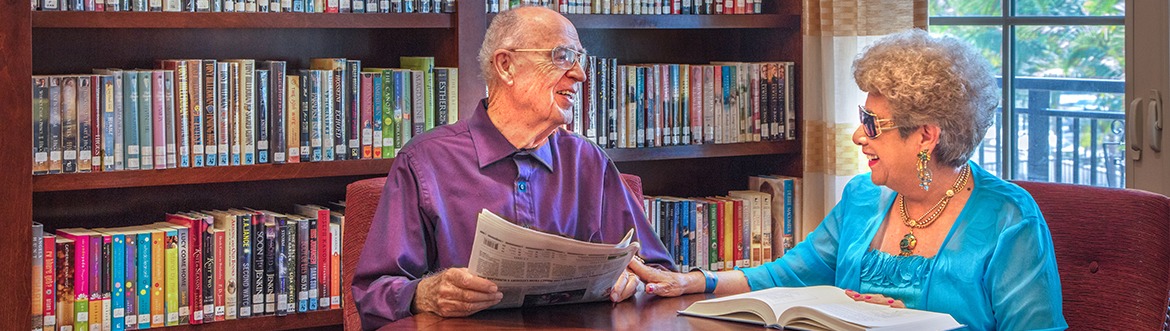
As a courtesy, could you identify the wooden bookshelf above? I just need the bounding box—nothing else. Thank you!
[605,141,799,162]
[2,0,802,329]
[33,159,396,192]
[33,11,455,28]
[565,13,799,29]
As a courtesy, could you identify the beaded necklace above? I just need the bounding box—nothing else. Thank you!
[897,164,971,257]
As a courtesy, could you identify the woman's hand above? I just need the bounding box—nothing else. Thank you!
[626,257,699,297]
[844,289,905,308]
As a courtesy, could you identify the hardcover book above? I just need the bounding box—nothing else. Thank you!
[678,286,961,331]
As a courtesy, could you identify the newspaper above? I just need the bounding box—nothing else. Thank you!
[468,209,641,309]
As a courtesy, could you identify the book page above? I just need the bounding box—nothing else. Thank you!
[468,209,640,309]
[797,302,961,330]
[680,285,852,325]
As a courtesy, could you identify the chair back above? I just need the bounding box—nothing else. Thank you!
[1013,180,1170,330]
[342,174,644,330]
[342,176,387,331]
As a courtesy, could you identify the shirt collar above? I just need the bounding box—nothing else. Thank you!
[469,99,556,172]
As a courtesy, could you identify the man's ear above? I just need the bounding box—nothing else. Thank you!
[492,50,515,86]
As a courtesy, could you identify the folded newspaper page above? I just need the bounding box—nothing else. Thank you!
[468,209,641,309]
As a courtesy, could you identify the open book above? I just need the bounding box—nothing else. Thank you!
[468,209,640,309]
[678,285,963,331]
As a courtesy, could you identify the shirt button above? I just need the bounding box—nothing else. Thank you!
[518,181,528,192]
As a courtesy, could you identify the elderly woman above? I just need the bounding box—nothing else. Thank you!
[629,29,1066,330]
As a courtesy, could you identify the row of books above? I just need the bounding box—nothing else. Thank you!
[645,175,801,272]
[32,0,455,13]
[30,204,345,331]
[568,58,796,149]
[31,57,460,175]
[487,0,761,14]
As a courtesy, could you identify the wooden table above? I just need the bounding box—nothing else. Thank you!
[377,292,762,330]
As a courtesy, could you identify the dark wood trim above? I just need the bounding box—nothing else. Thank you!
[34,159,397,192]
[606,141,798,162]
[0,1,34,330]
[154,310,340,331]
[455,0,488,118]
[33,11,454,28]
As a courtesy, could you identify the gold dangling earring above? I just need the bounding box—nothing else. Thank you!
[917,150,932,191]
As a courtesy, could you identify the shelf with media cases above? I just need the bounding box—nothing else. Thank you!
[565,13,798,29]
[32,158,395,192]
[605,140,797,162]
[31,11,454,28]
[150,310,340,331]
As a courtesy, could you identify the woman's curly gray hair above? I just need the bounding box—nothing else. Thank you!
[853,29,999,168]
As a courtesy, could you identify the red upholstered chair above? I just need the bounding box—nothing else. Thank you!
[342,174,645,330]
[1012,180,1170,330]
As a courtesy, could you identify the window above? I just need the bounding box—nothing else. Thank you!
[929,0,1125,187]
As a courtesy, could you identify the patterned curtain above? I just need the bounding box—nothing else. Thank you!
[798,0,927,240]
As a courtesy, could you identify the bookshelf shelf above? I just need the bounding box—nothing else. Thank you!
[606,141,798,162]
[565,13,800,29]
[148,310,340,331]
[32,11,455,29]
[33,159,396,192]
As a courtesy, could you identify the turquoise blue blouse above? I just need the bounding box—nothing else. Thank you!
[740,162,1067,330]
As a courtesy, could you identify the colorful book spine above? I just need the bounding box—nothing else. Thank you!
[32,223,43,331]
[251,213,266,315]
[298,72,310,162]
[149,227,166,327]
[286,74,301,164]
[360,72,374,159]
[78,75,94,172]
[307,216,319,311]
[237,212,254,318]
[32,76,50,175]
[264,61,288,164]
[202,60,219,167]
[264,217,278,314]
[98,74,118,171]
[434,67,448,127]
[55,237,76,331]
[255,69,271,164]
[43,234,57,331]
[136,231,151,329]
[371,71,385,159]
[216,62,230,166]
[58,230,90,331]
[445,67,458,125]
[162,70,178,169]
[275,218,291,316]
[124,231,138,329]
[61,76,78,173]
[135,71,152,170]
[111,233,126,331]
[163,226,180,326]
[296,218,309,313]
[186,59,205,167]
[213,229,225,321]
[346,60,362,160]
[329,220,341,309]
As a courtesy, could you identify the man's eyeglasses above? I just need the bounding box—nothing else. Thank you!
[509,45,587,71]
[859,105,898,138]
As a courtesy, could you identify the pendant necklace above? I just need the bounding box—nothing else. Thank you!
[898,164,970,257]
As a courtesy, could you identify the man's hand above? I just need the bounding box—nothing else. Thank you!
[609,268,640,302]
[413,268,504,317]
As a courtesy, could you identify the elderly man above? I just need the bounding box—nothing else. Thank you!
[350,5,675,329]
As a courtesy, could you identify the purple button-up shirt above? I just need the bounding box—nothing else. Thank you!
[351,99,675,329]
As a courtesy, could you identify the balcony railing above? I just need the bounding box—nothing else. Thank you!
[998,76,1126,188]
